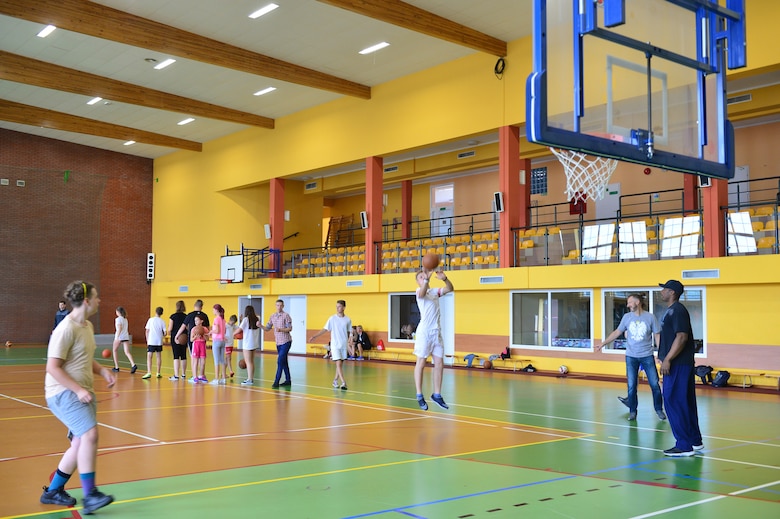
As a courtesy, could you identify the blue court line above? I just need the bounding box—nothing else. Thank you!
[341,474,577,518]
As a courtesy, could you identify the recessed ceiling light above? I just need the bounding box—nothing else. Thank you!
[86,97,103,105]
[253,87,276,96]
[359,42,390,55]
[249,3,279,19]
[154,58,176,70]
[178,118,195,126]
[37,25,56,38]
[123,141,136,146]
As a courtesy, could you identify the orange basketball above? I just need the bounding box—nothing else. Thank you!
[483,359,493,369]
[422,253,440,270]
[238,359,247,370]
[101,348,111,358]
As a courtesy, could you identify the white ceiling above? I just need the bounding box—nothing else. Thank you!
[0,0,775,164]
[0,0,531,159]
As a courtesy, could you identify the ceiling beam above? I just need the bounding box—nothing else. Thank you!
[318,0,507,57]
[0,0,371,99]
[0,51,274,129]
[0,99,202,152]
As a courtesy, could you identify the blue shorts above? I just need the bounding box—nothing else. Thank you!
[46,390,98,438]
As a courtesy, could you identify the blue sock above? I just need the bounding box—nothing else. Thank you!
[416,393,424,399]
[80,472,96,495]
[49,469,71,490]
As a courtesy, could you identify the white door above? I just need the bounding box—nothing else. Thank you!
[596,182,621,222]
[440,292,455,362]
[280,295,307,354]
[729,165,750,207]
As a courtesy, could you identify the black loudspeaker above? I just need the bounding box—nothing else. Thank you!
[493,191,504,212]
[146,253,155,281]
[360,211,368,229]
[698,175,711,187]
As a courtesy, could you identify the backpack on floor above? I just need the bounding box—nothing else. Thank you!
[695,365,714,385]
[711,370,730,387]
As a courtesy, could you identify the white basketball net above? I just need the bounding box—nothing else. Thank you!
[550,148,618,201]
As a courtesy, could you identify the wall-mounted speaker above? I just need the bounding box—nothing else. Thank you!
[146,253,155,281]
[493,191,504,213]
[698,175,712,188]
[360,211,368,229]
[264,223,272,239]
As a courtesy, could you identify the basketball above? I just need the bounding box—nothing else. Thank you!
[101,348,111,358]
[4,341,11,348]
[234,328,243,340]
[483,359,493,369]
[238,359,247,370]
[559,365,569,374]
[422,253,440,270]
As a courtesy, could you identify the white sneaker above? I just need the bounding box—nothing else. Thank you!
[219,378,226,384]
[332,380,339,388]
[209,379,219,385]
[693,444,705,451]
[241,379,253,385]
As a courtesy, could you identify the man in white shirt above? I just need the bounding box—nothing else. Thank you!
[143,307,167,379]
[310,300,352,390]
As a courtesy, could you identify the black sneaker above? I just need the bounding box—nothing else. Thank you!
[271,383,280,389]
[82,488,114,514]
[417,395,428,410]
[130,364,138,374]
[279,381,291,387]
[617,396,629,408]
[40,486,76,506]
[111,367,119,372]
[663,447,694,457]
[431,394,449,409]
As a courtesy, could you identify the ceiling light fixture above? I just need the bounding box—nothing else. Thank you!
[359,42,390,55]
[177,118,195,126]
[37,25,56,38]
[253,87,276,96]
[249,3,279,19]
[86,97,103,105]
[123,141,136,146]
[154,58,176,70]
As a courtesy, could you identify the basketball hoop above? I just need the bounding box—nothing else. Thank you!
[550,148,618,201]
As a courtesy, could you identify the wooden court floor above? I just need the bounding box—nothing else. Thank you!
[1,345,778,518]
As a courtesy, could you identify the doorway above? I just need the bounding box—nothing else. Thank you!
[237,296,264,350]
[279,295,307,355]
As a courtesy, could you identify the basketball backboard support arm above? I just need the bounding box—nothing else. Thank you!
[527,0,746,180]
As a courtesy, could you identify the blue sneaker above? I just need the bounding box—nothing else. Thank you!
[417,395,428,410]
[431,393,449,409]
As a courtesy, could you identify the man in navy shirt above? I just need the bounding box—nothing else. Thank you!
[657,280,703,457]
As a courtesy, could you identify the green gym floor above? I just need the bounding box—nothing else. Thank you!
[1,346,778,518]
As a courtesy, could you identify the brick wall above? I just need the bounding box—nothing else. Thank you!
[0,129,153,343]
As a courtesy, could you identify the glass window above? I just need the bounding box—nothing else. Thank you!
[661,216,701,257]
[652,287,705,355]
[726,211,757,254]
[583,223,614,261]
[388,293,420,341]
[618,220,649,259]
[602,290,653,351]
[511,290,592,349]
[531,166,548,196]
[433,184,453,204]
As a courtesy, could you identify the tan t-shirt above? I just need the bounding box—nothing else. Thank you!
[45,317,96,399]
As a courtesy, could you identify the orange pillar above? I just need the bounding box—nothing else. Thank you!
[701,178,728,257]
[269,178,285,277]
[683,174,698,213]
[498,125,527,267]
[365,156,384,274]
[401,180,412,240]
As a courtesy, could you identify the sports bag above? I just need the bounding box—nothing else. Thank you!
[711,370,730,387]
[695,365,713,385]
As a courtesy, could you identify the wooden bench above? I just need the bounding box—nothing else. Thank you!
[761,373,780,390]
[308,344,329,358]
[728,371,754,388]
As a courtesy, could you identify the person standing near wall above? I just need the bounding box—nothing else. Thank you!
[176,300,210,383]
[413,268,454,411]
[210,304,227,385]
[600,294,665,421]
[40,281,115,514]
[265,299,293,388]
[53,301,68,331]
[168,301,187,380]
[112,307,137,373]
[239,305,261,385]
[657,279,704,457]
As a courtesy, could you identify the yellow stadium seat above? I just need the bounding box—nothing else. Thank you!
[461,256,472,265]
[474,255,485,264]
[446,245,457,254]
[751,221,764,232]
[565,249,579,259]
[757,236,776,249]
[755,206,775,216]
[476,243,488,252]
[456,244,468,253]
[648,244,658,255]
[522,239,535,248]
[451,257,462,267]
[646,230,657,240]
[488,242,499,251]
[765,219,777,230]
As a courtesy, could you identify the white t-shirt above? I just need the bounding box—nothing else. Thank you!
[324,314,352,349]
[416,288,442,333]
[145,316,166,346]
[115,316,130,341]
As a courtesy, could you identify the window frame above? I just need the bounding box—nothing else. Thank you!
[510,289,594,351]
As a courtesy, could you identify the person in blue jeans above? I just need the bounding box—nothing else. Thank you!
[600,293,665,422]
[658,279,703,457]
[265,299,293,389]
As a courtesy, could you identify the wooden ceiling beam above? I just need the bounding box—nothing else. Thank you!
[0,51,274,129]
[0,100,202,152]
[318,0,507,57]
[0,0,371,99]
